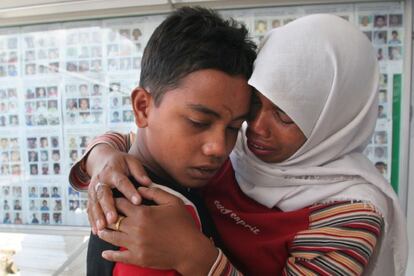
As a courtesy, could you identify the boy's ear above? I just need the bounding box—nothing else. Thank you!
[131,87,152,128]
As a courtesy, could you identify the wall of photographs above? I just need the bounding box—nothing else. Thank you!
[0,2,405,228]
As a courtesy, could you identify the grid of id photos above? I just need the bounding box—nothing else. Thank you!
[64,80,105,125]
[27,184,63,225]
[108,78,136,125]
[65,25,103,73]
[0,86,19,127]
[0,33,19,78]
[0,135,23,176]
[24,83,61,127]
[358,13,403,61]
[66,133,96,169]
[22,27,61,76]
[26,134,62,176]
[1,185,23,225]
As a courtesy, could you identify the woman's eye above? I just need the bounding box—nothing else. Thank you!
[273,109,294,124]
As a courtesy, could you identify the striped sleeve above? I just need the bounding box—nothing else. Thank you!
[208,248,243,276]
[283,201,384,276]
[68,131,134,191]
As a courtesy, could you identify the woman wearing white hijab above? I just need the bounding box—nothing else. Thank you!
[70,14,407,275]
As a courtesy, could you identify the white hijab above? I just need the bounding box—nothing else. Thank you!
[230,14,407,275]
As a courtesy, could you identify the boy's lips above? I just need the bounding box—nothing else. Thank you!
[188,165,221,179]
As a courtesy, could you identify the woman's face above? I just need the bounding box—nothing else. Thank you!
[246,92,306,163]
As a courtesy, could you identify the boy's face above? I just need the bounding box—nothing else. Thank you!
[138,69,251,188]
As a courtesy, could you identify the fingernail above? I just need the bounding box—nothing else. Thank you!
[142,176,150,183]
[132,196,140,205]
[106,212,115,223]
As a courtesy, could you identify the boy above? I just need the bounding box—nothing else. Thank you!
[75,6,256,276]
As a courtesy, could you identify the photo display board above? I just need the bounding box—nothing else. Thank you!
[0,2,405,229]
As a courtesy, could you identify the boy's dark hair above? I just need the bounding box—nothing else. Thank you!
[139,6,257,105]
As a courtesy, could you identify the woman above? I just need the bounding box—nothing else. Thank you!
[70,14,407,275]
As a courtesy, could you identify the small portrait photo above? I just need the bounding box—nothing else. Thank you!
[1,186,10,197]
[91,112,103,124]
[40,150,48,162]
[29,163,38,176]
[359,14,373,27]
[29,199,37,211]
[92,84,102,96]
[69,149,79,163]
[2,199,10,210]
[111,111,121,123]
[374,146,387,159]
[374,15,387,28]
[374,131,387,145]
[91,97,103,110]
[271,19,281,29]
[9,115,19,126]
[31,213,39,224]
[7,88,17,98]
[388,46,402,60]
[52,212,62,224]
[48,48,59,59]
[40,137,49,148]
[373,31,387,45]
[66,61,78,72]
[40,186,50,198]
[66,98,78,111]
[123,110,134,122]
[91,60,102,72]
[78,84,89,97]
[69,199,80,211]
[79,46,89,58]
[132,28,142,41]
[24,36,34,48]
[25,64,36,75]
[378,89,387,103]
[122,96,131,106]
[120,58,131,71]
[68,186,80,199]
[27,137,37,149]
[13,199,22,210]
[51,186,60,198]
[10,150,20,162]
[79,112,91,124]
[0,102,8,113]
[29,186,37,197]
[1,165,10,175]
[47,86,58,97]
[14,212,23,224]
[389,14,402,27]
[3,212,11,224]
[119,29,131,39]
[376,47,386,61]
[11,164,21,175]
[35,87,47,99]
[25,50,35,61]
[0,116,6,127]
[378,104,387,119]
[51,136,59,148]
[78,98,90,111]
[110,96,120,108]
[254,20,267,34]
[51,150,60,162]
[7,37,17,49]
[388,30,402,45]
[41,163,49,175]
[108,59,118,71]
[7,65,17,77]
[379,74,388,87]
[80,136,90,148]
[41,212,50,224]
[12,186,21,197]
[52,163,61,175]
[0,137,8,149]
[79,60,89,72]
[53,200,62,211]
[48,62,59,73]
[109,82,121,93]
[1,151,9,162]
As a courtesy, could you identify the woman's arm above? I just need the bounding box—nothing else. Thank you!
[68,132,243,275]
[283,201,384,276]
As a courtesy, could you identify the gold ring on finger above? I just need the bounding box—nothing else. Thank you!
[115,215,126,232]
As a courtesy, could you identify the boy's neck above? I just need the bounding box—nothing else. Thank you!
[128,131,173,184]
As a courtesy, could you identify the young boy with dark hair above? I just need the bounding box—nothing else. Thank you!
[78,6,256,276]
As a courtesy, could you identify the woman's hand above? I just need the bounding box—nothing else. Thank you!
[98,187,219,276]
[86,144,151,234]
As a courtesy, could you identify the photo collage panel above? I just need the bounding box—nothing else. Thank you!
[0,86,19,127]
[64,81,105,125]
[0,34,19,78]
[26,135,62,176]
